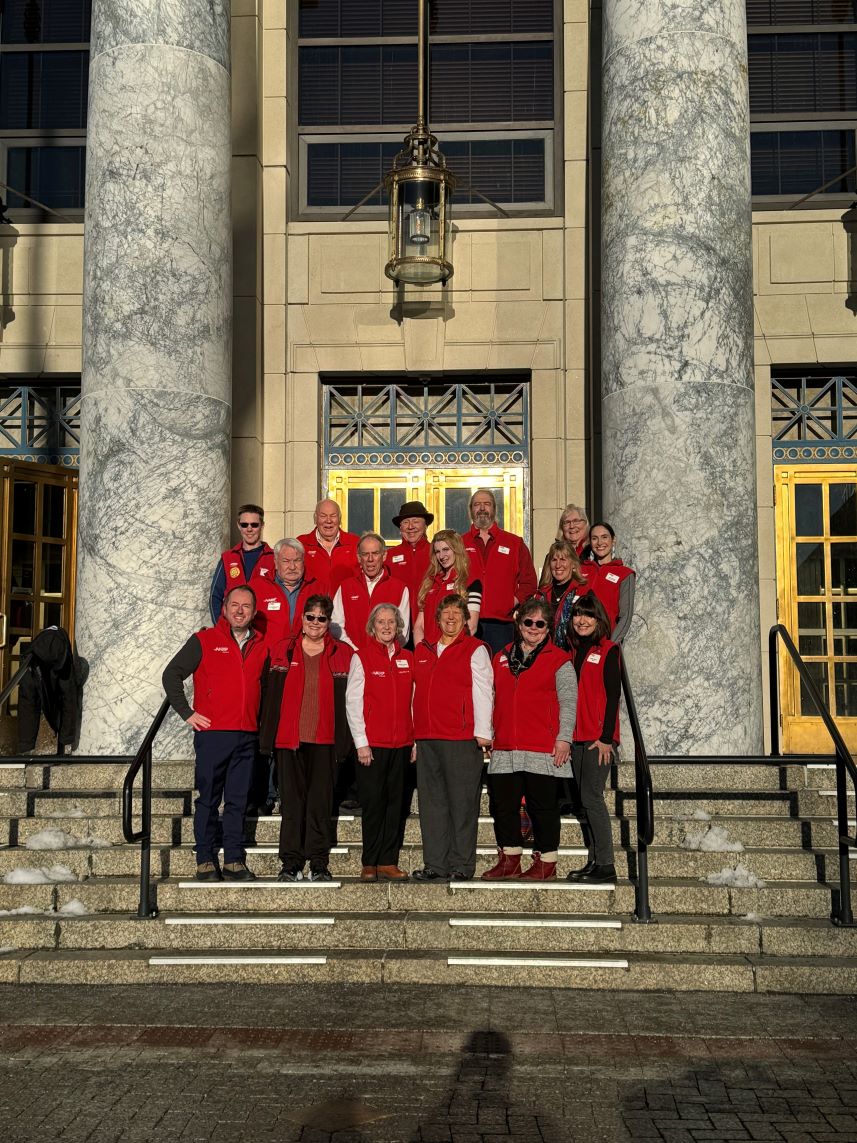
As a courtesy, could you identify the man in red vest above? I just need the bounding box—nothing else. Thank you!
[162,585,269,882]
[252,538,319,644]
[385,500,433,627]
[209,503,275,623]
[297,499,359,596]
[462,488,538,655]
[332,532,410,651]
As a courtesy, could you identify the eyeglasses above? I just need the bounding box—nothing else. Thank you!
[304,613,330,623]
[521,618,547,629]
[238,521,261,529]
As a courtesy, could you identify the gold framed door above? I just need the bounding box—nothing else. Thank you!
[0,460,78,739]
[775,465,857,752]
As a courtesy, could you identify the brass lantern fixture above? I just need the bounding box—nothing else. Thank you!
[384,0,455,285]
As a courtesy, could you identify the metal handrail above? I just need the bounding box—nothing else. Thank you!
[768,623,856,927]
[122,697,171,919]
[0,652,33,709]
[619,654,654,923]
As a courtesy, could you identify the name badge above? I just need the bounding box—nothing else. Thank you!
[267,601,281,611]
[395,658,409,668]
[392,554,405,563]
[498,545,510,555]
[446,582,456,591]
[587,653,602,664]
[258,568,269,577]
[499,655,508,665]
[606,572,620,583]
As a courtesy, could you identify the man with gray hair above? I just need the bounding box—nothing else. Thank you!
[251,537,319,645]
[332,532,410,652]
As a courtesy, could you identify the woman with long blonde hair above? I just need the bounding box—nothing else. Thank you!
[536,539,590,649]
[413,530,482,644]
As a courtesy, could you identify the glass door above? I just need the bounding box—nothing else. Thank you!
[775,465,857,752]
[0,460,78,748]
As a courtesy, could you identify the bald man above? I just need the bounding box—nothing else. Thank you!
[297,499,360,596]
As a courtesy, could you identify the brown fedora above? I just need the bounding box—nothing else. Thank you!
[392,500,435,527]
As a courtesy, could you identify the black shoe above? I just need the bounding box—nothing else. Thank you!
[308,866,333,882]
[576,864,616,884]
[263,800,277,817]
[412,868,449,882]
[277,865,303,882]
[566,859,596,882]
[339,797,360,812]
[195,862,223,883]
[449,871,469,881]
[222,862,256,881]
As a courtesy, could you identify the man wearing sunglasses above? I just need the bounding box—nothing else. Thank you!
[209,504,275,623]
[163,585,268,882]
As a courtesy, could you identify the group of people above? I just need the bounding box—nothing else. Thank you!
[163,492,636,886]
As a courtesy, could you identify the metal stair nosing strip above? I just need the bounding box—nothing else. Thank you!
[448,917,623,929]
[176,881,343,889]
[164,915,336,926]
[445,955,630,969]
[148,955,328,966]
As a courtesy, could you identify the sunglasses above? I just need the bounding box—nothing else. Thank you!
[238,521,261,529]
[521,618,547,629]
[304,613,330,623]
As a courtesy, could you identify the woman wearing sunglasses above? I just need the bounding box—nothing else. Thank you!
[483,597,575,881]
[259,593,353,882]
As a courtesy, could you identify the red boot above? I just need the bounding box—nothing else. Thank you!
[520,852,557,881]
[481,849,522,880]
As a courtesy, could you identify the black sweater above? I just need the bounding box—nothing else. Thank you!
[572,636,620,744]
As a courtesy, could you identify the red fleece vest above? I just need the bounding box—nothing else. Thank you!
[386,537,431,621]
[584,560,635,630]
[250,575,319,644]
[221,543,275,590]
[192,620,268,732]
[338,569,407,651]
[270,635,352,749]
[574,638,620,744]
[413,632,479,740]
[421,566,469,644]
[357,639,415,748]
[492,642,572,753]
[462,525,535,621]
[297,531,359,596]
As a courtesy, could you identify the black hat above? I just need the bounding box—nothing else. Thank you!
[392,500,434,527]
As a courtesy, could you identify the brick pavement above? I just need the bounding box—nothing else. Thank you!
[0,987,854,1143]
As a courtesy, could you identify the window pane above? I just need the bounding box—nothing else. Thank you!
[9,599,33,632]
[11,539,34,592]
[347,488,373,536]
[749,34,857,115]
[41,543,63,594]
[6,146,86,210]
[444,489,471,535]
[12,481,36,535]
[799,600,827,656]
[747,2,857,23]
[751,130,857,197]
[830,484,857,536]
[832,601,857,655]
[799,659,830,717]
[379,488,407,542]
[0,0,92,43]
[42,484,65,539]
[831,541,857,595]
[299,0,554,37]
[0,50,88,129]
[796,541,825,594]
[43,600,63,629]
[795,484,823,536]
[835,660,857,717]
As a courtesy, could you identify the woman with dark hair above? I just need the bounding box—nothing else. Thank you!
[483,597,575,881]
[345,602,414,882]
[566,593,620,884]
[537,539,590,649]
[260,593,353,882]
[412,594,493,882]
[584,522,636,643]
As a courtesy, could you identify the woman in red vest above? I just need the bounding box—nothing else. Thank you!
[259,594,352,883]
[413,530,482,645]
[345,602,414,883]
[412,595,493,881]
[567,594,621,884]
[483,597,575,881]
[536,539,591,649]
[584,522,636,643]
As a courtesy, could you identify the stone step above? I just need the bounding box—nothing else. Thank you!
[25,763,193,791]
[27,794,190,817]
[624,793,798,817]
[0,791,28,817]
[0,763,26,789]
[1,945,855,992]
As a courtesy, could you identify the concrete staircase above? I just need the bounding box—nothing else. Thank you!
[0,754,855,991]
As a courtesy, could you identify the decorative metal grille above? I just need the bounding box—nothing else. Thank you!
[0,383,80,466]
[324,379,529,468]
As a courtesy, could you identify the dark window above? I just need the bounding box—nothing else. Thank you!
[747,1,857,23]
[751,130,856,194]
[299,0,553,38]
[0,0,92,43]
[6,145,86,208]
[0,50,88,129]
[749,33,857,114]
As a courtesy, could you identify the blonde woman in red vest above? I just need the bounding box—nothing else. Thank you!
[483,597,576,881]
[413,530,482,646]
[412,595,493,881]
[583,522,636,643]
[259,594,353,882]
[345,602,414,882]
[536,539,591,649]
[567,594,620,884]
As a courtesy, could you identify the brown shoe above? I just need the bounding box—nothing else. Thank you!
[360,866,378,882]
[376,865,409,881]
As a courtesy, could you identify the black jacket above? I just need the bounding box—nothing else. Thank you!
[17,627,87,752]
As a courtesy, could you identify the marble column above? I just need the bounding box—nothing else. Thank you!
[600,0,763,753]
[76,0,232,755]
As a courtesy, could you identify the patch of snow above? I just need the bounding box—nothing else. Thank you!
[56,898,87,916]
[683,824,744,853]
[0,945,15,954]
[24,828,112,850]
[3,865,78,884]
[704,864,767,889]
[0,905,41,916]
[43,808,87,819]
[690,809,712,822]
[742,912,763,922]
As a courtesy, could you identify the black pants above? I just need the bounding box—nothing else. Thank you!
[416,739,484,878]
[477,618,515,657]
[489,771,561,853]
[571,741,615,865]
[355,745,409,866]
[277,743,337,868]
[193,730,257,865]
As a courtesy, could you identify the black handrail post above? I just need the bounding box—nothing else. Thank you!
[835,744,854,926]
[136,744,155,919]
[619,655,654,923]
[768,627,781,757]
[634,781,652,923]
